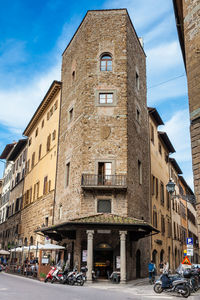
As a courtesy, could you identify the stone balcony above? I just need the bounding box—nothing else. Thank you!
[81,174,127,190]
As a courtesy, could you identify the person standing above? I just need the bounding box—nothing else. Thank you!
[148,260,156,284]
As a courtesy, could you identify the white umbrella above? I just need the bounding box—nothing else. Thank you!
[0,249,10,255]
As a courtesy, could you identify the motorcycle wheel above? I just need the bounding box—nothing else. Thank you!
[51,277,56,284]
[68,279,74,285]
[79,279,84,286]
[44,278,48,283]
[180,285,190,298]
[154,283,163,294]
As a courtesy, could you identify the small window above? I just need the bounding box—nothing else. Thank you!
[45,217,48,227]
[54,100,58,111]
[136,71,139,90]
[47,134,51,152]
[160,182,164,206]
[138,160,142,184]
[97,199,111,213]
[69,108,73,122]
[29,138,32,146]
[59,205,62,220]
[38,144,42,160]
[72,70,75,81]
[47,112,50,120]
[100,54,112,71]
[151,175,155,195]
[52,130,56,141]
[31,152,35,169]
[43,176,48,195]
[156,178,158,198]
[99,93,113,104]
[150,124,154,144]
[41,119,44,128]
[136,109,140,123]
[66,162,70,187]
[35,128,38,137]
[159,143,162,155]
[50,107,53,117]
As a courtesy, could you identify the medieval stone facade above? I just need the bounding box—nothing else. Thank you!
[173,0,200,249]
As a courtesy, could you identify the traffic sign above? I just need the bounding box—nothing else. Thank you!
[183,249,187,256]
[182,256,192,265]
[187,248,193,256]
[187,238,193,246]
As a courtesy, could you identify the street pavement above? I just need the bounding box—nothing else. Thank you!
[0,272,200,300]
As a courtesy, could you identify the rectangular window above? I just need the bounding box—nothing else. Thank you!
[159,143,162,155]
[99,93,113,104]
[36,181,40,199]
[151,175,155,195]
[43,176,48,195]
[66,163,70,187]
[161,215,165,235]
[54,100,58,111]
[41,119,44,128]
[47,112,50,120]
[35,128,38,137]
[166,190,170,210]
[138,160,142,184]
[160,182,164,206]
[33,183,36,201]
[150,124,154,144]
[97,199,111,213]
[38,144,42,160]
[46,134,51,152]
[19,155,22,166]
[156,178,158,198]
[29,138,32,146]
[23,149,27,162]
[52,130,56,141]
[153,210,157,228]
[31,152,35,169]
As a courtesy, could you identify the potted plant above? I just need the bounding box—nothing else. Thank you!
[39,272,46,281]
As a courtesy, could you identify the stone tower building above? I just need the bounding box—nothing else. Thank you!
[41,9,157,281]
[173,0,200,248]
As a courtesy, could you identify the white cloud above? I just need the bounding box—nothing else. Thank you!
[162,109,191,163]
[0,62,61,131]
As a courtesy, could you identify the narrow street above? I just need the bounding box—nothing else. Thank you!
[1,273,200,300]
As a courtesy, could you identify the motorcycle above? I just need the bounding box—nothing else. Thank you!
[80,266,96,281]
[154,273,190,298]
[63,266,84,286]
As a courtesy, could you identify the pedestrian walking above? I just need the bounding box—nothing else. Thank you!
[148,260,156,284]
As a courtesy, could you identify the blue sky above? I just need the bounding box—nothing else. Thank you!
[0,0,193,188]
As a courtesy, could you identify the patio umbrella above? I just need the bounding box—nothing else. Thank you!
[0,249,10,255]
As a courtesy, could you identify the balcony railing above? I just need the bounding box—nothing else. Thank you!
[81,174,127,189]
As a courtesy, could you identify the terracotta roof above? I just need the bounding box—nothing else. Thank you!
[148,107,164,126]
[0,143,16,159]
[69,213,148,225]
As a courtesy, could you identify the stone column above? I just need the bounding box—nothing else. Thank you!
[86,230,94,281]
[119,231,127,283]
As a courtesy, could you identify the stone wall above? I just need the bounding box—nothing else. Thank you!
[181,0,200,248]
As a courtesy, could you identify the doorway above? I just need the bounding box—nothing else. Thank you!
[136,249,141,278]
[94,243,113,279]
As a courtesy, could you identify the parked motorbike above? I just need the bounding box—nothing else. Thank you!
[154,273,190,298]
[183,268,199,292]
[63,266,84,286]
[80,266,96,281]
[44,266,56,283]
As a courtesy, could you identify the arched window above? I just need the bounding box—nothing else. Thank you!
[152,249,157,266]
[30,236,33,245]
[160,249,164,263]
[100,54,112,71]
[24,237,27,246]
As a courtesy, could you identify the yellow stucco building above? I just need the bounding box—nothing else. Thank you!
[20,80,61,246]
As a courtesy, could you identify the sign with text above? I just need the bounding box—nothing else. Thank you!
[187,248,193,256]
[82,250,87,262]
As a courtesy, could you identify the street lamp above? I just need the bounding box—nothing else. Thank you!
[166,179,196,204]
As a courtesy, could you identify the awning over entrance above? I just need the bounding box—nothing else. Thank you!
[35,213,159,241]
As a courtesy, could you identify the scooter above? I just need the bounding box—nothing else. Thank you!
[154,273,190,298]
[64,267,84,286]
[44,266,56,283]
